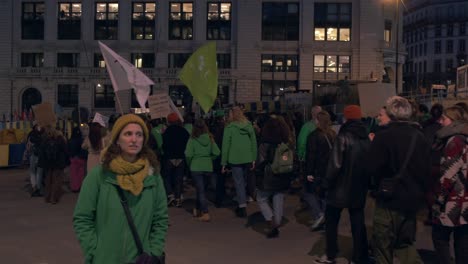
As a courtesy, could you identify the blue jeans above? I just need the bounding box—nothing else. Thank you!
[303,192,325,220]
[192,172,211,213]
[231,165,249,208]
[162,159,185,199]
[256,190,284,226]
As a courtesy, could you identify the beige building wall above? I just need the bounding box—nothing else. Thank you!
[0,0,402,118]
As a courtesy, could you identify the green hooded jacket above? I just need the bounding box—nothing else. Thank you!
[297,121,317,161]
[221,121,257,166]
[73,166,168,264]
[151,124,165,154]
[185,133,220,172]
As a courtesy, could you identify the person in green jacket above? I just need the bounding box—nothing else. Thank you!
[221,106,257,217]
[73,114,168,264]
[150,118,166,157]
[185,119,220,222]
[297,105,322,161]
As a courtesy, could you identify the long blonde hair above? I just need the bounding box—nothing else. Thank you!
[227,106,248,124]
[316,111,336,139]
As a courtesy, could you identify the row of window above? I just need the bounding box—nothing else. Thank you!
[22,2,352,42]
[20,52,232,69]
[404,57,467,74]
[21,52,351,73]
[57,84,231,108]
[406,39,466,59]
[404,23,467,44]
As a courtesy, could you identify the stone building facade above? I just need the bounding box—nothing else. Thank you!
[0,0,402,118]
[403,0,468,92]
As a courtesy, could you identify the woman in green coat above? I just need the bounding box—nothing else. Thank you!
[185,119,220,221]
[73,114,168,264]
[221,106,257,217]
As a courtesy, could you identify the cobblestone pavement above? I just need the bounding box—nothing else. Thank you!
[0,167,437,264]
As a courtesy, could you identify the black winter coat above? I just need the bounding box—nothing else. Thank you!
[367,121,431,214]
[323,120,370,208]
[305,130,334,193]
[162,125,190,159]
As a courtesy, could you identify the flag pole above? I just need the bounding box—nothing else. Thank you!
[115,92,124,115]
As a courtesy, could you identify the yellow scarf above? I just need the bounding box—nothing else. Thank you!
[109,156,149,196]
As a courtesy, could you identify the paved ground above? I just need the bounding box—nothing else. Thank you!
[0,167,438,264]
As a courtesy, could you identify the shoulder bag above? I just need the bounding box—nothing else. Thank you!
[377,133,418,200]
[115,186,165,264]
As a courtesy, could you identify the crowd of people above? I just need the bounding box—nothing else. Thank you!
[24,95,468,264]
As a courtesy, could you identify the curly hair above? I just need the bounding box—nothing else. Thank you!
[101,142,160,173]
[385,96,412,121]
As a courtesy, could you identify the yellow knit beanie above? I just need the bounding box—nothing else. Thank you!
[110,114,149,145]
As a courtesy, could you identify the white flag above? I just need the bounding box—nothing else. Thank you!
[98,41,153,110]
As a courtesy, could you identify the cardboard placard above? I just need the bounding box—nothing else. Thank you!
[148,91,170,120]
[92,112,109,127]
[32,102,56,127]
[357,83,396,117]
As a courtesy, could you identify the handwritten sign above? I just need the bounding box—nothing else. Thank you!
[148,91,170,120]
[92,112,109,127]
[32,102,56,127]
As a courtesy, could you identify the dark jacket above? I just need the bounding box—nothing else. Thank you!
[38,134,69,169]
[162,125,190,160]
[367,121,431,214]
[305,129,335,193]
[323,120,370,208]
[256,142,291,192]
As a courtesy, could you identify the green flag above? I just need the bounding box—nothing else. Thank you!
[179,42,218,113]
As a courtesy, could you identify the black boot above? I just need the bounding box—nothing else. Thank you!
[235,207,247,218]
[266,227,279,238]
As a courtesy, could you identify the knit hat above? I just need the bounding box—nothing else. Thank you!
[167,112,180,123]
[110,114,149,144]
[343,105,362,120]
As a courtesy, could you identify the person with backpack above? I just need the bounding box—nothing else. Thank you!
[73,114,168,264]
[255,114,291,238]
[304,111,336,231]
[185,119,220,222]
[315,105,371,264]
[431,106,468,264]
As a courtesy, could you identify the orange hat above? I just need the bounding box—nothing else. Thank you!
[167,112,180,123]
[343,105,362,120]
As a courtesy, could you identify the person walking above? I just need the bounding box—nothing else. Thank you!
[73,114,168,264]
[185,119,220,222]
[37,126,69,204]
[69,126,88,192]
[368,96,431,264]
[304,110,336,231]
[431,106,468,264]
[221,106,257,217]
[315,105,371,264]
[255,114,291,238]
[27,124,44,197]
[162,112,190,207]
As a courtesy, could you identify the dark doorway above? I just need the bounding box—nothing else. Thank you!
[22,87,42,111]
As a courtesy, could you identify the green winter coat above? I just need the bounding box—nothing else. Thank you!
[185,133,220,172]
[184,123,193,135]
[151,124,165,154]
[73,165,168,264]
[221,121,257,166]
[297,121,317,161]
